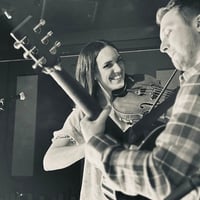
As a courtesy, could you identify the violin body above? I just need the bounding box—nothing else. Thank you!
[113,74,173,125]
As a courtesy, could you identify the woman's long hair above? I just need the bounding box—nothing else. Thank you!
[75,40,118,97]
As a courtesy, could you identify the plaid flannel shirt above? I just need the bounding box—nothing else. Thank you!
[85,64,200,200]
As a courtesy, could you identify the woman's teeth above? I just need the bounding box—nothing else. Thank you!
[112,75,121,80]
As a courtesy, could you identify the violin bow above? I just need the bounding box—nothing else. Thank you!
[149,69,178,112]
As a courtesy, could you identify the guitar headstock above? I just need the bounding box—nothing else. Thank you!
[10,15,61,73]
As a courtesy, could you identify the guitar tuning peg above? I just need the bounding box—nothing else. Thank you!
[33,19,46,33]
[13,41,21,49]
[41,31,53,45]
[23,51,29,59]
[13,36,28,49]
[31,47,38,55]
[49,41,61,55]
[32,56,47,69]
[23,46,38,60]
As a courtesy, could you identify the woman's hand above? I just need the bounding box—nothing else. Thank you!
[80,107,111,142]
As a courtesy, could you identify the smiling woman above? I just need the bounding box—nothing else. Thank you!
[95,45,125,95]
[43,40,128,200]
[43,39,161,200]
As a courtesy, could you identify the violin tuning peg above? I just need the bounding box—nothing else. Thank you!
[128,120,133,125]
[118,117,122,122]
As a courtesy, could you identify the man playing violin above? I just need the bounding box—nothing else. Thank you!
[43,40,162,200]
[80,0,200,199]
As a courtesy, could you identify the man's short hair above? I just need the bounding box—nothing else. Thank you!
[156,0,200,25]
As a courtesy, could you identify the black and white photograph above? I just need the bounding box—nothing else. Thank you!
[0,0,200,199]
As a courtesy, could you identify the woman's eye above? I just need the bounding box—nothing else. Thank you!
[103,62,112,68]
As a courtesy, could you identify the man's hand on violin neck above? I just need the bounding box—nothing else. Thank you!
[80,107,111,142]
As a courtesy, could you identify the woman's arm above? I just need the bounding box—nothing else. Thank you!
[43,108,85,171]
[43,140,85,171]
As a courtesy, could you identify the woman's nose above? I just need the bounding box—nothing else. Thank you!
[113,63,122,72]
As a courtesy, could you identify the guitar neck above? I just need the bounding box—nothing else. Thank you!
[49,68,101,120]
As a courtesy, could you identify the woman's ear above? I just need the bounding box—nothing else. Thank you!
[194,14,200,32]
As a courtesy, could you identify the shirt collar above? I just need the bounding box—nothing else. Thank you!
[97,82,112,105]
[179,63,200,83]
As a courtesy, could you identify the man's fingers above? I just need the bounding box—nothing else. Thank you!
[97,106,111,122]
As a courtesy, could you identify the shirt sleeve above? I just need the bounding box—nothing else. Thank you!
[52,108,85,145]
[85,74,200,199]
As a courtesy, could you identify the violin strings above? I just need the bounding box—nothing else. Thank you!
[149,69,178,112]
[129,87,174,98]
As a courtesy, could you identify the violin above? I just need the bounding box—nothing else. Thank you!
[112,74,174,125]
